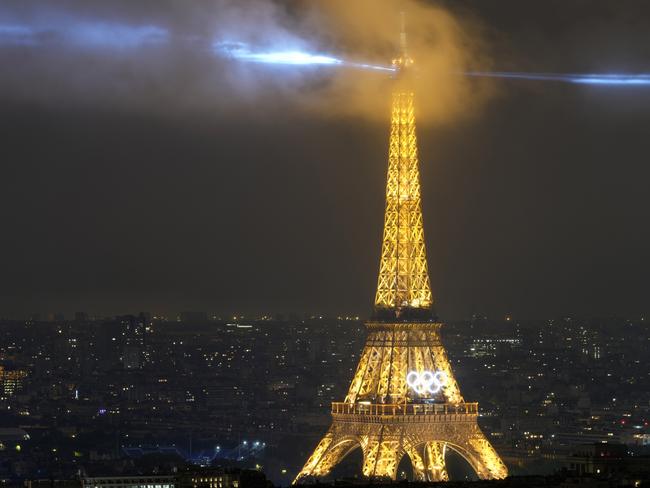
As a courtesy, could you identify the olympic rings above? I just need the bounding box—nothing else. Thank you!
[406,370,447,395]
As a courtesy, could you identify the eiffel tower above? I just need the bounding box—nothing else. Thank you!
[293,17,508,484]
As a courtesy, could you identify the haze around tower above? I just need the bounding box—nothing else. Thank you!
[0,0,495,124]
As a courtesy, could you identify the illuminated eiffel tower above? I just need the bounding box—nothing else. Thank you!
[294,17,508,483]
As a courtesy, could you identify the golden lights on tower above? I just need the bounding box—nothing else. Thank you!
[375,11,430,314]
[374,90,431,312]
[294,15,507,484]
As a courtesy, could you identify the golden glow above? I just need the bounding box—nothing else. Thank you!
[294,402,508,482]
[375,91,432,310]
[344,323,462,405]
[295,326,508,481]
[425,442,449,481]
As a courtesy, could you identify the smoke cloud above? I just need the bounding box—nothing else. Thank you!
[0,0,496,123]
[302,0,496,122]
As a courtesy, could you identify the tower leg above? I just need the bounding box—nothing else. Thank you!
[403,440,448,481]
[403,441,427,481]
[293,431,360,484]
[424,442,449,481]
[361,431,402,479]
[467,433,508,479]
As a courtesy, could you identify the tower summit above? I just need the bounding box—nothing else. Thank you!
[395,11,413,71]
[294,16,508,483]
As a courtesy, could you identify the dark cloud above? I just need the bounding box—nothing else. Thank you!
[0,0,496,122]
[1,0,650,319]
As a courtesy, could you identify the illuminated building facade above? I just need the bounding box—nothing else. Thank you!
[294,20,508,483]
[120,313,148,370]
[34,469,266,488]
[82,476,176,488]
[180,469,251,488]
[0,365,27,398]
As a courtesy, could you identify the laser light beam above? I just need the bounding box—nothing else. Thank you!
[214,41,395,72]
[465,71,650,86]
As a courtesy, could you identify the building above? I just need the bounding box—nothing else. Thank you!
[70,470,268,488]
[0,365,27,397]
[118,314,148,370]
[82,476,176,488]
[562,443,650,477]
[178,469,269,488]
[0,427,30,451]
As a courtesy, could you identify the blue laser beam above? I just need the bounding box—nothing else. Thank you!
[68,23,167,48]
[4,23,648,87]
[214,41,395,72]
[219,45,342,66]
[215,43,650,83]
[0,25,38,45]
[464,71,650,86]
[0,21,168,49]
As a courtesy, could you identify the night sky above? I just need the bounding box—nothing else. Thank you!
[2,0,650,320]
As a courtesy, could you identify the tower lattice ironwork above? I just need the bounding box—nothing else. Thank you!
[294,18,508,484]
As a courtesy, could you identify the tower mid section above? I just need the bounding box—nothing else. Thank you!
[294,19,508,483]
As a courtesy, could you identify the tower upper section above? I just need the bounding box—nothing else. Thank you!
[374,13,433,319]
[374,90,433,318]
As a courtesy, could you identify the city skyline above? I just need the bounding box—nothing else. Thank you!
[1,313,648,485]
[1,2,649,485]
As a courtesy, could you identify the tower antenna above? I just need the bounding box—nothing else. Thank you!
[393,10,413,71]
[400,11,408,58]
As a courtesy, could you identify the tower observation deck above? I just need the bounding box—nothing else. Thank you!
[294,16,508,483]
